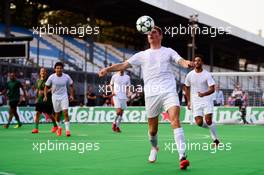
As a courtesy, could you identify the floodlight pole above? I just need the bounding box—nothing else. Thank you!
[37,36,40,66]
[62,37,65,63]
[84,39,88,105]
[189,14,198,60]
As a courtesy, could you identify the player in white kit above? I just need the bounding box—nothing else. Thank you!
[44,62,74,137]
[184,55,220,146]
[98,26,193,170]
[110,70,131,133]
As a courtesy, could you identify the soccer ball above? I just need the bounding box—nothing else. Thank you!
[136,16,155,34]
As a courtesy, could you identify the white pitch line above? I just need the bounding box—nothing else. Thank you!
[0,172,15,175]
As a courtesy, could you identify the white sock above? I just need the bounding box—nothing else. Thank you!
[65,121,70,131]
[56,121,62,127]
[173,128,186,160]
[113,116,118,124]
[148,132,158,148]
[190,115,194,125]
[208,122,218,140]
[116,116,122,128]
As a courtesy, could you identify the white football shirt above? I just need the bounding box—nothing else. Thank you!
[185,69,215,105]
[231,89,243,100]
[45,73,73,99]
[110,73,131,100]
[127,46,182,97]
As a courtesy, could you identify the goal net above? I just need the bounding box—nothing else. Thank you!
[211,72,264,107]
[182,72,264,125]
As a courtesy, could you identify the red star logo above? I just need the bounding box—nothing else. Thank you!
[161,112,170,122]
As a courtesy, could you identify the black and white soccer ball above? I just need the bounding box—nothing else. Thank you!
[136,16,155,34]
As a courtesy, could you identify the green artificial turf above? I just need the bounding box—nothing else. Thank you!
[0,123,263,175]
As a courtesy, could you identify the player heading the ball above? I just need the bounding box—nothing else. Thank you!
[99,26,194,170]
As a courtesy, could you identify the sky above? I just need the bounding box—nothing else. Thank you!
[174,0,264,36]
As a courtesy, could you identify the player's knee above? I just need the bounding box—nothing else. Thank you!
[205,118,212,126]
[196,119,203,127]
[149,130,158,136]
[63,110,68,115]
[170,118,180,128]
[116,109,123,115]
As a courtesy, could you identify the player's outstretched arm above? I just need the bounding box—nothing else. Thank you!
[178,58,194,68]
[98,61,131,77]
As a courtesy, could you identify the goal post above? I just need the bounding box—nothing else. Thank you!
[211,71,264,106]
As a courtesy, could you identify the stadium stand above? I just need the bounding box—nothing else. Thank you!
[0,23,263,106]
[0,23,130,73]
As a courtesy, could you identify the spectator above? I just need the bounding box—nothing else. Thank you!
[231,85,243,107]
[101,85,113,106]
[178,84,187,106]
[232,85,249,124]
[19,83,28,106]
[27,85,37,106]
[242,91,249,106]
[103,99,112,106]
[240,91,249,124]
[0,91,5,106]
[86,86,96,106]
[227,95,235,106]
[79,102,84,107]
[127,90,136,106]
[129,91,144,106]
[213,84,224,106]
[262,92,264,106]
[69,98,78,107]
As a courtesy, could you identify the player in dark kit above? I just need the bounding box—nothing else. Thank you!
[32,67,58,133]
[3,72,27,128]
[232,85,249,124]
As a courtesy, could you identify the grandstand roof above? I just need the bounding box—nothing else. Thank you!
[142,0,264,47]
[28,0,264,68]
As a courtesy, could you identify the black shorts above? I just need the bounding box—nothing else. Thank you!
[235,99,242,107]
[9,100,19,108]
[35,103,54,115]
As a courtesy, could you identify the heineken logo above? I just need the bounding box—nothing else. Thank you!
[0,106,264,124]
